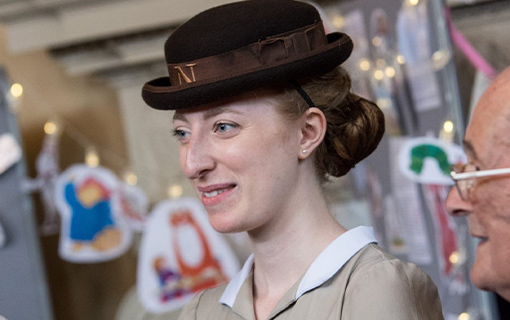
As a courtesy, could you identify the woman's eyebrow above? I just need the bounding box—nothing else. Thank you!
[173,106,243,122]
[203,106,229,120]
[203,107,243,120]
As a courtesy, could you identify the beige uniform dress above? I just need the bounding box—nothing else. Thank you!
[177,226,444,320]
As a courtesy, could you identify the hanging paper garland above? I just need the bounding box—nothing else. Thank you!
[423,184,469,296]
[444,8,497,80]
[396,0,442,112]
[118,182,148,232]
[54,164,133,263]
[22,132,61,235]
[137,197,239,314]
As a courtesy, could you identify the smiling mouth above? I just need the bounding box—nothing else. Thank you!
[203,187,234,198]
[199,184,236,199]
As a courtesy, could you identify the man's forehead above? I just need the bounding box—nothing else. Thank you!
[464,69,510,164]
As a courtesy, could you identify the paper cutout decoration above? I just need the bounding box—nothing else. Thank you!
[369,8,405,136]
[55,164,132,263]
[118,183,148,232]
[424,185,458,276]
[22,132,61,235]
[398,137,466,185]
[423,185,469,295]
[343,10,372,99]
[0,133,21,176]
[0,218,6,248]
[390,137,432,264]
[138,198,239,314]
[397,0,442,112]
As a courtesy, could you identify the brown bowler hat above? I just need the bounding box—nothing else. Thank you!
[142,0,353,110]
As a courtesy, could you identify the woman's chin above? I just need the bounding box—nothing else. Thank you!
[208,216,246,234]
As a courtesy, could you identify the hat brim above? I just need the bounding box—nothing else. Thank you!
[142,33,353,110]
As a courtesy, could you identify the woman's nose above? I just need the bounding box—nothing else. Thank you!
[181,136,215,180]
[445,186,471,217]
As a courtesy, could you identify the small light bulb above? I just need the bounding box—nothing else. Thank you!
[458,312,470,320]
[168,184,183,199]
[124,172,138,185]
[397,55,406,65]
[374,70,384,80]
[332,15,345,29]
[432,50,451,70]
[376,59,386,68]
[44,121,58,135]
[372,36,382,47]
[385,66,396,78]
[449,251,459,264]
[10,83,23,98]
[409,0,419,6]
[359,59,371,71]
[443,121,454,133]
[376,98,391,110]
[85,147,100,168]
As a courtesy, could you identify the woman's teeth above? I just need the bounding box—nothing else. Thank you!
[204,188,230,198]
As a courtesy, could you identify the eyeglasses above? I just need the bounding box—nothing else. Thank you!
[450,163,510,200]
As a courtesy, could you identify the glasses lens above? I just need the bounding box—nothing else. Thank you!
[454,180,467,200]
[450,163,478,201]
[451,163,463,174]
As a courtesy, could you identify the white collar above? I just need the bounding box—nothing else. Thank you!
[219,226,378,307]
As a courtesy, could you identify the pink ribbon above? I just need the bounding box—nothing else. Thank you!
[445,8,498,80]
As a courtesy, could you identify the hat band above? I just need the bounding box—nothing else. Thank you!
[167,22,328,87]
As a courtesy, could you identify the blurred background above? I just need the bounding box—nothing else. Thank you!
[0,0,509,319]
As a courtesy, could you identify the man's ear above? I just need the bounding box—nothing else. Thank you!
[298,107,327,159]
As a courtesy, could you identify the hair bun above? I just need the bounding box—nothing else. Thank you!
[316,91,385,178]
[276,66,385,181]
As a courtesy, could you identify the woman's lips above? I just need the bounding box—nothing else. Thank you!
[198,184,236,206]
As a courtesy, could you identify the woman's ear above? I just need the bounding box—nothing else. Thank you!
[298,107,326,159]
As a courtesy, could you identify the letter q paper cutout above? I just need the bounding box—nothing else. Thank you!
[398,137,466,185]
[137,198,240,314]
[55,164,132,263]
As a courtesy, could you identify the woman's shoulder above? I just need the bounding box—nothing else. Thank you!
[349,243,435,286]
[177,283,229,320]
[341,244,444,320]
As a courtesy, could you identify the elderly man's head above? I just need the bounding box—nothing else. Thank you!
[446,67,510,301]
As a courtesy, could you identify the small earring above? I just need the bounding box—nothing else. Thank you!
[302,149,307,154]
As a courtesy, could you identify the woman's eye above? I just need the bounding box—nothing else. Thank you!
[172,129,190,141]
[214,122,237,133]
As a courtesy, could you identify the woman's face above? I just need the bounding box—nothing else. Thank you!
[172,92,303,234]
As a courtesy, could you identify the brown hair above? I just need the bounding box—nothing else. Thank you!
[273,66,385,181]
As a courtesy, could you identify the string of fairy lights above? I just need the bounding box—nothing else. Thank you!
[326,0,457,144]
[8,81,185,200]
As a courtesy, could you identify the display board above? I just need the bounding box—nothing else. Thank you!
[320,0,496,319]
[0,67,53,320]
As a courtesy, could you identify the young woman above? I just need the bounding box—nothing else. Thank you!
[142,1,444,319]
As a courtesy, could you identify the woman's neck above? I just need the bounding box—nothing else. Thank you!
[247,185,346,318]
